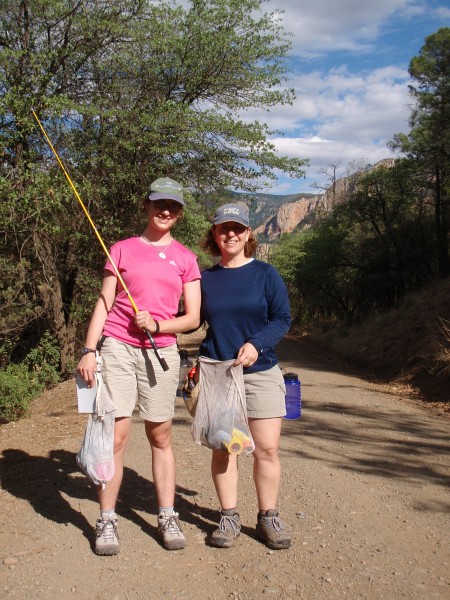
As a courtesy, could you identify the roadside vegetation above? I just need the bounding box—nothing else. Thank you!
[0,332,61,422]
[312,278,450,406]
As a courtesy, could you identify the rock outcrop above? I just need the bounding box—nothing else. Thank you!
[250,158,396,243]
[253,194,324,241]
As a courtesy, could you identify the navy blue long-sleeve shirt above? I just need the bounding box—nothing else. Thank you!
[199,260,291,373]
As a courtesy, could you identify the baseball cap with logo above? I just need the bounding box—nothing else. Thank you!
[213,203,249,227]
[148,177,185,206]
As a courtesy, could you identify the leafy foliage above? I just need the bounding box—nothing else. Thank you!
[0,0,307,381]
[0,332,60,423]
[271,159,439,327]
[270,231,306,323]
[390,27,450,277]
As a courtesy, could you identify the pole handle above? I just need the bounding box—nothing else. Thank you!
[145,330,169,371]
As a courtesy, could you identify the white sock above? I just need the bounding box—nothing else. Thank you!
[101,509,116,521]
[159,507,175,516]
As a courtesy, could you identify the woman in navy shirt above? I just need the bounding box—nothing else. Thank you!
[199,203,292,550]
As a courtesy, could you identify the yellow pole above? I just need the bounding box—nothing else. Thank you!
[31,110,168,370]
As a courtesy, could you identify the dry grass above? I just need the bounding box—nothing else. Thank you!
[313,278,450,405]
[433,317,450,378]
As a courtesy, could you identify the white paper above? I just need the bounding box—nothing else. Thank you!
[76,373,98,413]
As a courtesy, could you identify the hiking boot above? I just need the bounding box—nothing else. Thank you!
[256,510,291,550]
[95,515,120,555]
[210,510,241,548]
[158,512,186,550]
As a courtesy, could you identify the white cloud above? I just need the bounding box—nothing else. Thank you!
[249,65,411,130]
[270,0,422,53]
[272,135,397,168]
[246,0,447,194]
[250,64,411,143]
[435,6,450,19]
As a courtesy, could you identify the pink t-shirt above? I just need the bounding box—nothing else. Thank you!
[102,237,201,348]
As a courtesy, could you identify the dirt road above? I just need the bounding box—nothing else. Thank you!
[1,335,449,599]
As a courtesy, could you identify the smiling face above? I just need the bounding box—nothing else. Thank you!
[146,199,183,233]
[213,221,251,261]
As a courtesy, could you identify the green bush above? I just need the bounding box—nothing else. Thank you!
[0,332,61,423]
[0,363,43,423]
[24,331,61,388]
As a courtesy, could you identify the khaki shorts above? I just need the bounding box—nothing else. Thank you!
[101,337,180,421]
[244,365,286,418]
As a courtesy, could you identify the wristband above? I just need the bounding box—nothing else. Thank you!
[153,320,160,335]
[81,347,96,356]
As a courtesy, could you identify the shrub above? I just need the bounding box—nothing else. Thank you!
[0,332,61,423]
[0,364,42,423]
[433,318,450,379]
[24,331,61,388]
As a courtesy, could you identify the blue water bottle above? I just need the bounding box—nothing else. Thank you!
[283,372,301,419]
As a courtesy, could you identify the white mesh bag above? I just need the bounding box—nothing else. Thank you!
[191,357,254,455]
[76,360,116,488]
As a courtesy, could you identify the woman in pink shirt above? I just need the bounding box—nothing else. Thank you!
[77,177,201,555]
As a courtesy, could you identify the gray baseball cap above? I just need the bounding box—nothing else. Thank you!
[148,177,185,206]
[213,203,249,227]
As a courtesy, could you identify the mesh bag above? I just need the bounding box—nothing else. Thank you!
[76,363,116,489]
[191,357,254,455]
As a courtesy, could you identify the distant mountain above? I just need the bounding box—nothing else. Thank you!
[227,158,396,243]
[225,190,320,241]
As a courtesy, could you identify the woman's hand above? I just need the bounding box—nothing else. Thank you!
[77,353,98,388]
[233,342,259,368]
[135,310,158,334]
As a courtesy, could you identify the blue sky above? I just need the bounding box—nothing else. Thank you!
[244,0,450,194]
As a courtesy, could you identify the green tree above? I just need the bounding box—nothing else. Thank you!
[0,0,307,375]
[1,0,149,372]
[275,161,438,327]
[270,231,306,323]
[295,217,359,324]
[390,27,450,277]
[342,161,437,310]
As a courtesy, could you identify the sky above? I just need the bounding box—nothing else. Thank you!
[246,0,450,195]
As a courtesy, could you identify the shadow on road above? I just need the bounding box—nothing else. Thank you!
[0,447,256,543]
[0,449,95,542]
[280,402,450,510]
[1,331,448,541]
[277,335,370,378]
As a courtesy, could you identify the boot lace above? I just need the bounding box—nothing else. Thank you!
[161,514,183,537]
[97,519,117,542]
[264,514,288,533]
[218,514,240,537]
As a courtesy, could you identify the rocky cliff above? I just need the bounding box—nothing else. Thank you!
[252,194,324,241]
[247,158,396,244]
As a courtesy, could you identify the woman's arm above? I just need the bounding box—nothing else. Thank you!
[245,268,291,355]
[77,272,117,386]
[233,267,291,368]
[134,279,201,335]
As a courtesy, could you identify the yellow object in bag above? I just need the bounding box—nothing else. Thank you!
[191,357,255,456]
[222,428,254,455]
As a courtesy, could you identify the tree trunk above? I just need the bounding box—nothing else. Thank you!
[32,232,77,377]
